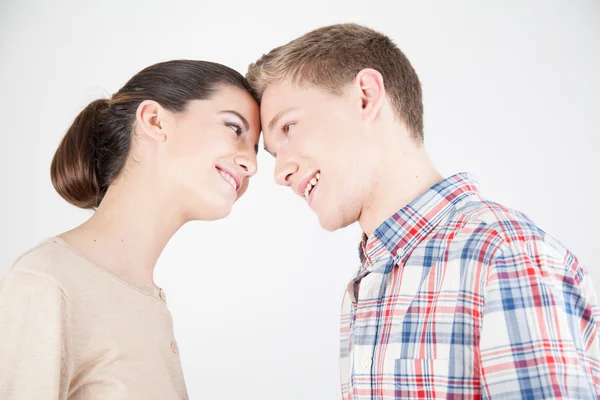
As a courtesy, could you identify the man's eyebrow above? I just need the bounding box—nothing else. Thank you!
[267,107,296,134]
[219,110,249,131]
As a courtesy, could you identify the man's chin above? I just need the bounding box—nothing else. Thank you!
[317,211,355,232]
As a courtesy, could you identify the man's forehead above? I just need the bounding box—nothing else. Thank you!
[262,82,293,106]
[260,83,304,120]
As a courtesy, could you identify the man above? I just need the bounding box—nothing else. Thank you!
[247,23,600,399]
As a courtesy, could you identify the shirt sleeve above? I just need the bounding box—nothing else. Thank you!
[479,242,600,399]
[0,270,71,400]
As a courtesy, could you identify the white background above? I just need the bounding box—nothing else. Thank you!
[1,1,599,398]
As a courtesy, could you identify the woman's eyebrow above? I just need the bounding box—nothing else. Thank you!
[219,110,249,131]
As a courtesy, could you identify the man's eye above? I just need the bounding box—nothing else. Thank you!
[282,123,295,134]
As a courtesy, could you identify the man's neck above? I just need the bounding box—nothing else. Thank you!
[359,145,443,237]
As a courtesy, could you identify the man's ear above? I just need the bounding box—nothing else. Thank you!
[135,100,168,142]
[354,68,386,122]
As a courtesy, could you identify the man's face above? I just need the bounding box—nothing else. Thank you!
[261,79,377,231]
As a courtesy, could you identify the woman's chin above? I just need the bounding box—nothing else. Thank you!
[191,198,234,221]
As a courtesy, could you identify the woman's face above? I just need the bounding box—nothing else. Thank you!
[159,84,261,221]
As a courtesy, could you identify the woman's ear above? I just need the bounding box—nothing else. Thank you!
[135,100,168,142]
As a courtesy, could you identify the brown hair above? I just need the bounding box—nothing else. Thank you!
[51,60,255,209]
[246,23,424,141]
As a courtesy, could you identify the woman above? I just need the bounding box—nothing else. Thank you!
[0,60,260,399]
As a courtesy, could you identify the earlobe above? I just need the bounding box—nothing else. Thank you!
[356,68,385,122]
[136,100,168,142]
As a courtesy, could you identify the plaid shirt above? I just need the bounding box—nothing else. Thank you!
[340,173,600,399]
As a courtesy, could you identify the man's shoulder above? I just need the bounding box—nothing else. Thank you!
[447,195,573,266]
[451,194,543,242]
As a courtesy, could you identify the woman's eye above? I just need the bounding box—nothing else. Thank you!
[227,123,242,136]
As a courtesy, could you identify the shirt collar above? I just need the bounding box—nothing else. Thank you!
[359,172,480,268]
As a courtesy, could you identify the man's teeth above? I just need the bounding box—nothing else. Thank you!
[220,170,237,191]
[304,173,321,198]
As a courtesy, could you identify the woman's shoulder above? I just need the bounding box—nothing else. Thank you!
[5,237,84,297]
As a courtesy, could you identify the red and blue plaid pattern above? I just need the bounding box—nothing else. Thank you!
[340,173,600,399]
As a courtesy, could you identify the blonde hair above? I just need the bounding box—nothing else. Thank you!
[247,23,424,142]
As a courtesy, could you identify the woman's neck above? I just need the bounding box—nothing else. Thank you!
[60,172,185,288]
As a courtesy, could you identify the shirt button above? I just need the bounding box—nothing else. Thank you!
[361,356,371,369]
[171,341,178,354]
[159,289,167,301]
[397,248,405,257]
